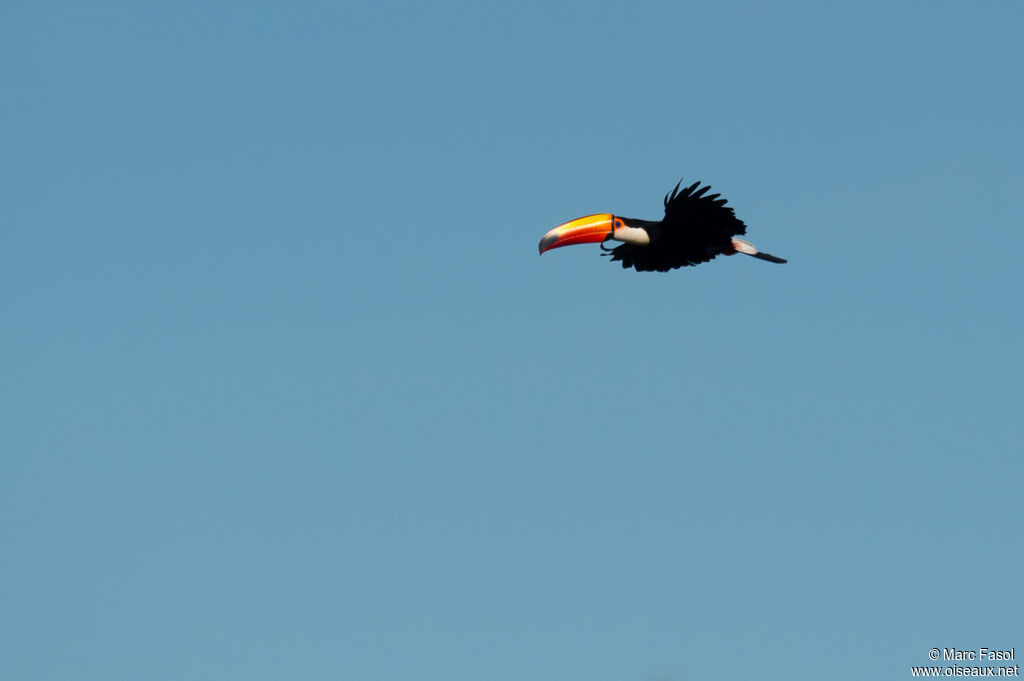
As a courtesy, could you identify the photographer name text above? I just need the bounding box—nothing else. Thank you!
[932,650,1016,662]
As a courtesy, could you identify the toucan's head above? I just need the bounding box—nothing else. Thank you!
[538,214,650,254]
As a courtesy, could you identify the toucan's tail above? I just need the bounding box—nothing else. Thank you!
[752,251,787,264]
[731,238,787,264]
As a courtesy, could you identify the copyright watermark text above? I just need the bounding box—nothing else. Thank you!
[912,648,1018,677]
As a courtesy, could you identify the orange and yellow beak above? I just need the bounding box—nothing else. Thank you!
[538,213,615,255]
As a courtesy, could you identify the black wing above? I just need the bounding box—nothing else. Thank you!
[605,180,747,272]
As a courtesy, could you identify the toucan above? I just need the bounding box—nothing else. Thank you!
[538,179,787,272]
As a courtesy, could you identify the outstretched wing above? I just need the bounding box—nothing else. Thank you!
[604,180,748,272]
[663,179,746,239]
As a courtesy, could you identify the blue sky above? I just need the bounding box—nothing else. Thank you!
[3,2,1022,680]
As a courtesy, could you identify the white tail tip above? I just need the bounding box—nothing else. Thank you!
[731,238,758,255]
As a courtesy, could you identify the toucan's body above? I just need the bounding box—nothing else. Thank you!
[538,180,786,272]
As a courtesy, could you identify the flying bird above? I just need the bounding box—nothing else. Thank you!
[538,179,787,272]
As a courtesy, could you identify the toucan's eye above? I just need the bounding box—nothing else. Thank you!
[614,219,623,229]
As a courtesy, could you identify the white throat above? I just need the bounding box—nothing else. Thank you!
[611,225,650,245]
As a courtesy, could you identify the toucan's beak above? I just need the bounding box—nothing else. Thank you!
[538,214,614,255]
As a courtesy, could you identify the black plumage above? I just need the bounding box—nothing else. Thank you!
[604,180,749,272]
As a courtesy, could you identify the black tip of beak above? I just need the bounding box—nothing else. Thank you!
[538,234,559,255]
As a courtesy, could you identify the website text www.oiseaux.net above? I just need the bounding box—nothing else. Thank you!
[911,665,1019,677]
